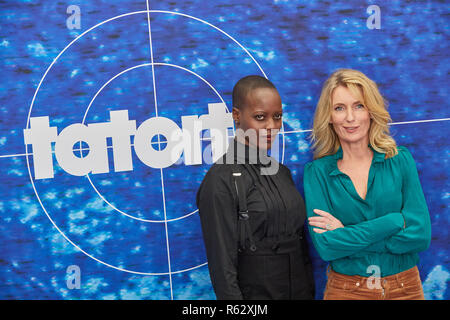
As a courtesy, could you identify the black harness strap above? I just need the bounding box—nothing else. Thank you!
[232,168,257,252]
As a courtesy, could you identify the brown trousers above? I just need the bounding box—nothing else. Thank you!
[323,266,425,300]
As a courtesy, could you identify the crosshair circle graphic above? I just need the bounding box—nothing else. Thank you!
[25,10,286,276]
[81,62,228,223]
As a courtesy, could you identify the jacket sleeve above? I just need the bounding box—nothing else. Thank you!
[303,162,404,262]
[355,147,431,255]
[196,167,243,300]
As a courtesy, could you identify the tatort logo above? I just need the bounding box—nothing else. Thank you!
[23,103,234,180]
[18,9,283,278]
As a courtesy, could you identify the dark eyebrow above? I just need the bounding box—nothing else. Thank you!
[252,110,267,114]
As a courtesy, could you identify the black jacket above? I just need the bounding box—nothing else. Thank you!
[196,139,315,299]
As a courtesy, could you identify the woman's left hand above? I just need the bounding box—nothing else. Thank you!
[308,209,344,233]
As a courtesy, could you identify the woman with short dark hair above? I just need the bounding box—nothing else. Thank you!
[197,75,315,300]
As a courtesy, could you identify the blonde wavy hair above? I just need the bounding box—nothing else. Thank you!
[311,69,398,160]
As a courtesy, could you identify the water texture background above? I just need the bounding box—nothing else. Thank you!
[0,0,448,299]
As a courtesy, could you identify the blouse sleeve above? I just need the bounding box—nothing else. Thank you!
[303,162,404,262]
[196,167,243,300]
[348,147,431,257]
[379,147,431,254]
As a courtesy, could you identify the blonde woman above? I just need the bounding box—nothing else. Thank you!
[303,69,431,300]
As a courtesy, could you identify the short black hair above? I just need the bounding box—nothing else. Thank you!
[232,75,277,109]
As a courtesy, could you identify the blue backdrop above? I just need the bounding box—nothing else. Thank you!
[0,0,448,299]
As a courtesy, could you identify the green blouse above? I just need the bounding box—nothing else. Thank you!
[303,145,431,277]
